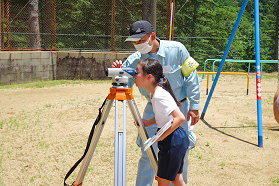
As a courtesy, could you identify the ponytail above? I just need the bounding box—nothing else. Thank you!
[138,58,181,107]
[159,76,181,107]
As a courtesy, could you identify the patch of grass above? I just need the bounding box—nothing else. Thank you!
[224,121,228,126]
[38,141,50,149]
[205,141,210,147]
[0,80,109,89]
[262,75,277,80]
[244,121,257,128]
[0,120,3,129]
[6,117,21,130]
[0,144,3,170]
[272,178,279,183]
[44,103,56,109]
[197,152,203,159]
[87,166,94,174]
[30,176,36,182]
[2,113,29,130]
[0,178,4,186]
[219,161,226,169]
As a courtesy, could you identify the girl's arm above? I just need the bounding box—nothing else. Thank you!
[142,118,156,127]
[157,108,185,141]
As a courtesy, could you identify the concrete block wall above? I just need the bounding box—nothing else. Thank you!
[0,51,57,84]
[56,51,131,80]
[0,51,132,84]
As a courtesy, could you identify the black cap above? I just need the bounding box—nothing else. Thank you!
[125,20,154,42]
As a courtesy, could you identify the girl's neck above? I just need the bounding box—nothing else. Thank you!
[146,84,159,99]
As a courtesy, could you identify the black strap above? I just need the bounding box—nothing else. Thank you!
[180,97,187,103]
[64,98,107,186]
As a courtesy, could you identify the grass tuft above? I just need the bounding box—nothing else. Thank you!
[272,178,279,183]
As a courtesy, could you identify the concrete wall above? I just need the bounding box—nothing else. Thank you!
[56,51,131,80]
[0,51,132,84]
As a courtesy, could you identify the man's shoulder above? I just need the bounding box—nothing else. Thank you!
[159,40,187,54]
[160,39,185,48]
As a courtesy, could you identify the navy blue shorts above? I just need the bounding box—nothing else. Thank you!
[157,126,189,181]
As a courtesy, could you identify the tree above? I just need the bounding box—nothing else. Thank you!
[276,0,279,59]
[28,0,41,48]
[142,0,157,30]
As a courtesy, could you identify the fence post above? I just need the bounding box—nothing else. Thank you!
[111,0,116,51]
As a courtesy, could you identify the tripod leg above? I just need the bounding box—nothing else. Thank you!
[127,99,158,175]
[114,100,127,186]
[74,99,114,185]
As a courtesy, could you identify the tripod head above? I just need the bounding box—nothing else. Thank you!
[105,67,136,88]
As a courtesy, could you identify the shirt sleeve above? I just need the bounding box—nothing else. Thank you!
[155,93,178,116]
[122,52,141,88]
[177,42,200,111]
[184,70,200,110]
[178,42,190,66]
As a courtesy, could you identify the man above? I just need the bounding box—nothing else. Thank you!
[112,20,200,185]
[274,86,279,124]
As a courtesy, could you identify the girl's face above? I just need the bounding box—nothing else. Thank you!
[135,64,148,87]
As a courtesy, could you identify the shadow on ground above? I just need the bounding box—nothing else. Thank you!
[201,119,258,147]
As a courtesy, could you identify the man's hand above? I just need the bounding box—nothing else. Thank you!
[187,110,199,125]
[112,60,123,68]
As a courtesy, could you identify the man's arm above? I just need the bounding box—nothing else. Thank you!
[177,42,200,125]
[185,70,200,125]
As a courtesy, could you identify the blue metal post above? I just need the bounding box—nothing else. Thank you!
[201,0,248,119]
[254,0,263,147]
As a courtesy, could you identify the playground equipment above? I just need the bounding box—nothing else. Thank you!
[201,0,263,147]
[198,72,250,95]
[202,59,278,81]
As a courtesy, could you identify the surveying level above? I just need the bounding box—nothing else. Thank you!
[106,67,136,87]
[64,69,158,186]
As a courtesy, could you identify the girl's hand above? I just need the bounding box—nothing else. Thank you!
[156,136,164,142]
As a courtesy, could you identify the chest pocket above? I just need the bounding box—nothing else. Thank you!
[164,68,184,91]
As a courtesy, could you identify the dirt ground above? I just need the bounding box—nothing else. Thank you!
[0,73,278,186]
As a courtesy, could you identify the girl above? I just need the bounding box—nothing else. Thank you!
[134,58,189,186]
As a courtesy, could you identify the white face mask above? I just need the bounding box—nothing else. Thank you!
[133,36,154,54]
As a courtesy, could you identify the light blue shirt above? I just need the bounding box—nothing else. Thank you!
[123,39,200,119]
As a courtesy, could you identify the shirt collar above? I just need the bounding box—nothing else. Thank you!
[155,38,166,58]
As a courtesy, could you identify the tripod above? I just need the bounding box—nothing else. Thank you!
[69,86,158,186]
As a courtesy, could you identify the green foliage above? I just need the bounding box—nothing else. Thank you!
[9,0,279,72]
[174,0,278,72]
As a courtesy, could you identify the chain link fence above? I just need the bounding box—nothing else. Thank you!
[1,0,170,51]
[1,0,56,50]
[55,0,169,52]
[1,0,278,71]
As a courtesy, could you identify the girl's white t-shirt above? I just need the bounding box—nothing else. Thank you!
[151,87,178,128]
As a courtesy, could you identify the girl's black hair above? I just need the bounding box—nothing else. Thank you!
[138,58,181,106]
